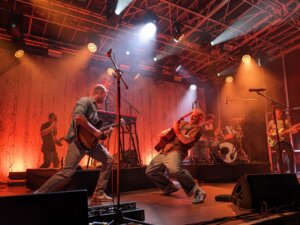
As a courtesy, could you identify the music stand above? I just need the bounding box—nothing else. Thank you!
[106,50,152,225]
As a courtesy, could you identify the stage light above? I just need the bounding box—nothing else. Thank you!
[138,10,158,42]
[87,42,97,53]
[190,84,197,91]
[217,73,221,76]
[15,49,24,58]
[106,0,120,26]
[173,75,182,82]
[173,22,184,43]
[115,0,133,15]
[175,65,182,72]
[242,55,251,64]
[107,68,115,76]
[139,22,157,42]
[134,73,140,80]
[126,51,130,55]
[226,76,234,83]
[210,41,214,46]
[153,57,157,61]
[8,12,24,42]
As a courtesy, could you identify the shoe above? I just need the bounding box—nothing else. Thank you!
[164,185,179,195]
[192,190,206,204]
[90,192,112,202]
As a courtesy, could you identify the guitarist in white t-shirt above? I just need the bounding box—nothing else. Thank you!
[267,108,297,173]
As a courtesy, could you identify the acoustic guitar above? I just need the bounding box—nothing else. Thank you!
[75,118,125,151]
[154,112,193,151]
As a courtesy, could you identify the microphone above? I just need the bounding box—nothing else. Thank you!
[106,48,112,57]
[249,88,266,92]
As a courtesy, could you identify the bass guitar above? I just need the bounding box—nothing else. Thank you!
[154,112,193,151]
[75,118,125,151]
[268,122,300,148]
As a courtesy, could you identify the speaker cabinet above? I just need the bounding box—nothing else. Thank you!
[0,190,88,225]
[232,173,300,209]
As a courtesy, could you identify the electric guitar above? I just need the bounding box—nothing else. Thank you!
[75,118,125,151]
[268,122,300,148]
[154,112,193,152]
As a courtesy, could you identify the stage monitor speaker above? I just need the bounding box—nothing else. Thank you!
[0,190,89,225]
[231,173,300,209]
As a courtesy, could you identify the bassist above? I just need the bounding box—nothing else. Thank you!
[267,108,295,173]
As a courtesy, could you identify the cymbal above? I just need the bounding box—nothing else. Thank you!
[229,117,245,123]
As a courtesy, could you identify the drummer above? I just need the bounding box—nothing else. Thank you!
[190,114,218,164]
[200,114,219,144]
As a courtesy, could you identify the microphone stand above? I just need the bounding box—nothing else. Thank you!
[107,51,151,225]
[252,91,285,173]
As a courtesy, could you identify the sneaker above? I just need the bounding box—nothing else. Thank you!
[192,190,206,204]
[164,185,179,195]
[90,192,112,202]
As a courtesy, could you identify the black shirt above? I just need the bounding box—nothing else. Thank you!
[41,122,57,152]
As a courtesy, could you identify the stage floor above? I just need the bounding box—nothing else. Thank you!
[1,180,300,225]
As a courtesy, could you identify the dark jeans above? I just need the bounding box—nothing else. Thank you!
[39,151,59,168]
[273,141,295,173]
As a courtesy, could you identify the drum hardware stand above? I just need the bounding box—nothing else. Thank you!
[225,97,255,163]
[106,49,152,225]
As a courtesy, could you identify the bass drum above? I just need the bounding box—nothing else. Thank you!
[211,141,238,164]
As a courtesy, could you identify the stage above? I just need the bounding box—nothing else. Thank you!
[1,178,300,225]
[24,163,270,195]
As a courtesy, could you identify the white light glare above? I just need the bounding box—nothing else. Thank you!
[139,22,157,42]
[15,49,24,58]
[242,55,251,64]
[115,0,133,15]
[175,65,182,72]
[153,57,157,61]
[87,43,97,53]
[126,51,130,55]
[190,84,197,91]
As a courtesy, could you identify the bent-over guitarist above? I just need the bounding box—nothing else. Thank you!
[146,109,207,204]
[34,84,113,203]
[267,108,296,173]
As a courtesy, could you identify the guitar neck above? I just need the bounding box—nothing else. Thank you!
[100,123,118,131]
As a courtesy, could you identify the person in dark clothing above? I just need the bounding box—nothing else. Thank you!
[39,113,63,168]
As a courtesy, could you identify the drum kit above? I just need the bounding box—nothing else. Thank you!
[190,117,250,164]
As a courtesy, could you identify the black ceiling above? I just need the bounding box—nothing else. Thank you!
[0,0,299,82]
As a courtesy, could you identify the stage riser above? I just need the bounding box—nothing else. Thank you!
[27,163,270,195]
[183,163,270,182]
[26,166,156,195]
